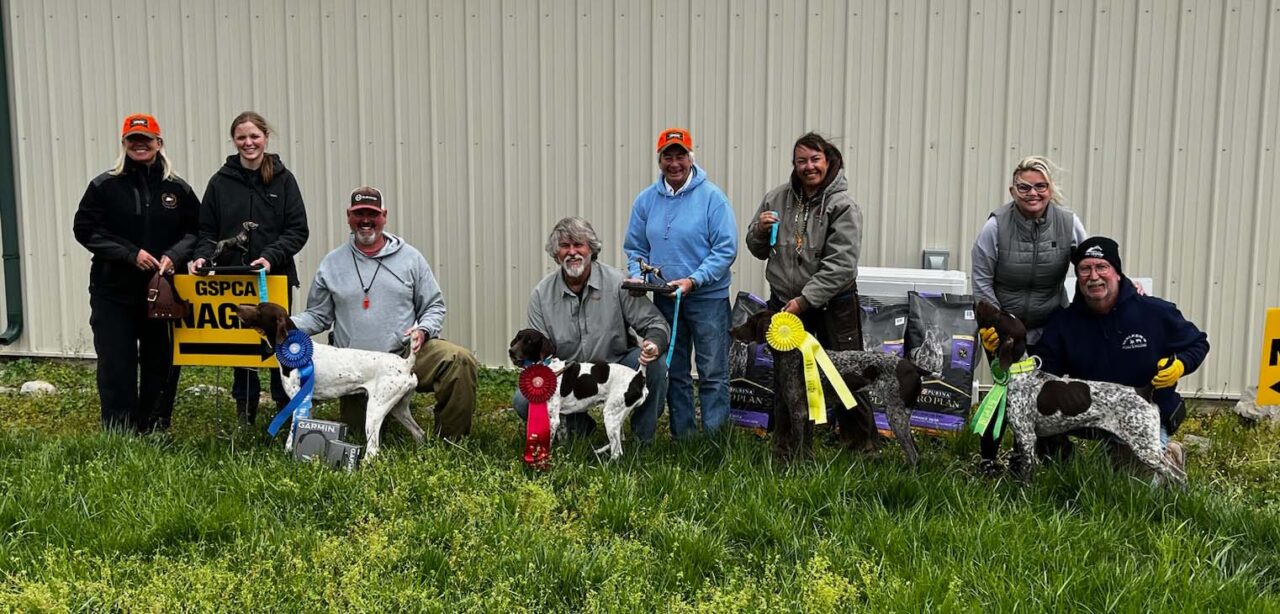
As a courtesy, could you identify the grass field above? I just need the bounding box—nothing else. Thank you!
[2,358,1279,612]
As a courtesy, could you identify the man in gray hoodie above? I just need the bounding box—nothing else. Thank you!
[291,186,478,438]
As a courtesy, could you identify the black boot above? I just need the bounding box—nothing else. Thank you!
[236,397,259,426]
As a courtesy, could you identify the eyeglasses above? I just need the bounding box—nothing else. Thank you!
[1076,262,1113,277]
[1014,182,1050,195]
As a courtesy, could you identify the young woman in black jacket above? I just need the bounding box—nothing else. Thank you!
[189,112,309,425]
[72,113,200,433]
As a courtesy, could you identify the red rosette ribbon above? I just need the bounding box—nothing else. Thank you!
[519,363,557,469]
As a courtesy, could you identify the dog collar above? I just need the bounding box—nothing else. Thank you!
[1008,358,1037,374]
[518,358,553,368]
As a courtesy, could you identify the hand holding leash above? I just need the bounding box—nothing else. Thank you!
[638,340,659,366]
[979,327,999,353]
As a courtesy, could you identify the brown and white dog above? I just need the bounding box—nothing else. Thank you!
[508,328,648,459]
[730,310,926,466]
[236,302,425,458]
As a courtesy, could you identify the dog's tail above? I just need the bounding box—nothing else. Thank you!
[399,334,422,365]
[896,359,926,407]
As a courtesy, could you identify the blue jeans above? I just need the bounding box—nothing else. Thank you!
[512,346,668,443]
[655,295,731,438]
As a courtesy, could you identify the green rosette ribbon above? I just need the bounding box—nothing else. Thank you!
[971,363,1009,439]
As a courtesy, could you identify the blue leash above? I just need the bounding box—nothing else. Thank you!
[257,268,268,303]
[665,287,682,368]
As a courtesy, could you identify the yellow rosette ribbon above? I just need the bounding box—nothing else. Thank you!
[764,312,856,424]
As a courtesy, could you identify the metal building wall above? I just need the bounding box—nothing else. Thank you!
[1,0,1276,398]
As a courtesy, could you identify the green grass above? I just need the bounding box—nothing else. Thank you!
[1,358,1279,612]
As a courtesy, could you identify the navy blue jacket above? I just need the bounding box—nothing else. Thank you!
[1035,278,1209,428]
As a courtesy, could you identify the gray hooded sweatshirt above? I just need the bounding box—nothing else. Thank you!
[291,232,446,353]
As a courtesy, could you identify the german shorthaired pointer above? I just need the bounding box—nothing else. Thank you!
[975,300,1185,485]
[730,311,925,466]
[236,302,425,458]
[508,329,648,459]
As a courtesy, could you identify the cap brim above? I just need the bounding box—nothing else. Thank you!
[122,130,160,139]
[657,142,690,154]
[347,204,385,213]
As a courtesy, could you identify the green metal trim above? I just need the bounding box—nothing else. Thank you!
[0,7,23,345]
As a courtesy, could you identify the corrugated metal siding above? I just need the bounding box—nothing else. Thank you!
[1,0,1276,398]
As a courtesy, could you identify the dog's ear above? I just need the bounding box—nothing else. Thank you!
[540,334,556,360]
[999,336,1016,371]
[273,308,289,345]
[974,300,1001,328]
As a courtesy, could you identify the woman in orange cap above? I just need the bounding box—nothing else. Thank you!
[72,113,200,433]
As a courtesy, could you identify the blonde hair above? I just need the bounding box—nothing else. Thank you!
[230,111,275,184]
[1011,155,1064,204]
[109,142,174,180]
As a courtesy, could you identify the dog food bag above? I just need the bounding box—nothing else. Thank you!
[860,296,909,357]
[902,291,978,429]
[729,292,773,431]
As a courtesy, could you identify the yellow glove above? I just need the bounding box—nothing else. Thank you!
[1152,356,1185,389]
[979,327,999,353]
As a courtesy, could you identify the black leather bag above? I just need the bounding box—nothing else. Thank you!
[147,272,189,321]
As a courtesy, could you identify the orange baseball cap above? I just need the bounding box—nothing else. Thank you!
[655,127,692,153]
[121,113,161,139]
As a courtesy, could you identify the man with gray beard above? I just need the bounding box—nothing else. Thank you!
[515,217,671,441]
[291,186,479,439]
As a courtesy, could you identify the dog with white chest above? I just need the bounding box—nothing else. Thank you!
[237,302,426,458]
[509,328,648,459]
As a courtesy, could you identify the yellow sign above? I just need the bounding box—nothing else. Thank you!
[171,274,290,367]
[1259,308,1280,406]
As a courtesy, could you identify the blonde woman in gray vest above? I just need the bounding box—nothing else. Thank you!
[970,156,1086,474]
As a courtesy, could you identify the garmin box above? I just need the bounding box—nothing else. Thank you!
[325,441,363,471]
[293,419,348,462]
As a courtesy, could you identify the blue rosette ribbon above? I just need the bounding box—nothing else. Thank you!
[267,330,316,437]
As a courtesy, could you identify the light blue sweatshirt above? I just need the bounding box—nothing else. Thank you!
[291,232,446,353]
[624,164,738,300]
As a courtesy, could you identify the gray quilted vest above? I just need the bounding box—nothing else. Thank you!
[991,202,1075,329]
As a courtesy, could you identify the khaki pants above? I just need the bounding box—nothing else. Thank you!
[339,338,479,439]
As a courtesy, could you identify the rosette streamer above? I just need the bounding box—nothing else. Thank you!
[764,312,856,424]
[267,329,315,438]
[970,358,1036,439]
[519,363,557,469]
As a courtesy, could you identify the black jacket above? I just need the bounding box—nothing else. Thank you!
[195,154,309,286]
[72,158,200,304]
[1037,278,1210,426]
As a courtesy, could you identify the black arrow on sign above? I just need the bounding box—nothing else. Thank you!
[180,340,273,361]
[1271,380,1280,397]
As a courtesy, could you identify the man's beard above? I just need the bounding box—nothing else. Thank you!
[354,229,381,246]
[561,256,587,278]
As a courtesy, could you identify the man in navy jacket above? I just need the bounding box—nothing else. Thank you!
[1035,236,1210,469]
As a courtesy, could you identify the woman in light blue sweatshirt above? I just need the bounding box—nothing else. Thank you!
[624,128,738,438]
